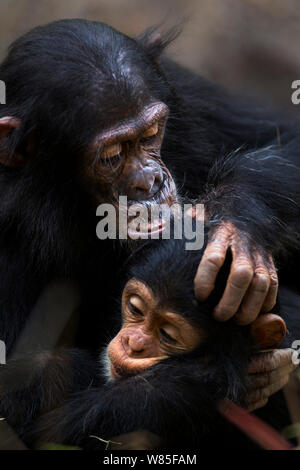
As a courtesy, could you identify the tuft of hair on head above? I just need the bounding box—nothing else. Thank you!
[137,21,184,60]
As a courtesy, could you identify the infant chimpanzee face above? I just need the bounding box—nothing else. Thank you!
[107,278,206,380]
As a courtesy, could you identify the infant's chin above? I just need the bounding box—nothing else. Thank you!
[99,347,114,382]
[100,348,131,382]
[109,360,137,380]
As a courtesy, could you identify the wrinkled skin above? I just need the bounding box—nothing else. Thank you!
[195,222,278,325]
[194,221,294,409]
[246,349,297,411]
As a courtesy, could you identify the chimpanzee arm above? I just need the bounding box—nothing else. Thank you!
[194,145,300,324]
[161,62,300,324]
[203,145,300,255]
[0,349,98,446]
[34,353,248,449]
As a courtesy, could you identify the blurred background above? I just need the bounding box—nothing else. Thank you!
[0,0,300,109]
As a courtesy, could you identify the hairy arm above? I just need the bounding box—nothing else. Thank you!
[35,353,248,449]
[0,349,97,445]
[195,146,300,324]
[163,62,300,324]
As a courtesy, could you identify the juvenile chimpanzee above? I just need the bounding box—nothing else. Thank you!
[4,236,292,450]
[0,19,300,444]
[1,19,300,347]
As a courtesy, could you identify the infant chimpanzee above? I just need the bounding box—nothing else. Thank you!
[104,238,286,382]
[0,236,290,450]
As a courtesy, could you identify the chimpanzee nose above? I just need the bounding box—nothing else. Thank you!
[124,331,154,358]
[128,335,145,353]
[127,166,163,201]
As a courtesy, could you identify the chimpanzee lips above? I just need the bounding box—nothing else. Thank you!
[126,178,178,238]
[127,214,167,239]
[110,361,136,380]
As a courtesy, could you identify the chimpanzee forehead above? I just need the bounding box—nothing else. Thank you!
[84,25,167,125]
[79,51,163,133]
[89,58,161,125]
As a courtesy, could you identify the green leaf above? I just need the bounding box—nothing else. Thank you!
[282,423,300,440]
[38,442,81,451]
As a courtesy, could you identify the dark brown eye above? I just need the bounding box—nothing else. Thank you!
[160,328,176,344]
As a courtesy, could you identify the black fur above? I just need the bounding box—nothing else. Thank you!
[22,238,298,449]
[30,238,253,449]
[0,19,299,447]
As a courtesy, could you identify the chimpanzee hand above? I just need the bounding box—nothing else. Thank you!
[245,349,297,411]
[194,222,278,325]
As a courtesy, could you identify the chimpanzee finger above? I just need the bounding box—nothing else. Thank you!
[247,363,296,390]
[246,375,290,410]
[261,256,278,312]
[194,229,229,301]
[247,349,296,374]
[212,249,253,321]
[246,398,269,412]
[235,253,270,325]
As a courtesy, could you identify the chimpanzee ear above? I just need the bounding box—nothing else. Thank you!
[138,24,182,60]
[0,116,24,168]
[251,313,287,350]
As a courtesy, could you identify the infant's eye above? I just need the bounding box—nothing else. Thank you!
[160,328,176,344]
[100,143,122,159]
[128,295,144,317]
[129,302,143,316]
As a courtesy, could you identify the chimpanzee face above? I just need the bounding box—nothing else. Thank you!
[0,19,179,236]
[106,279,204,380]
[81,101,178,214]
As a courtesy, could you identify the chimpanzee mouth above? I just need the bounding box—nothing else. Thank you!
[127,212,167,239]
[125,179,178,239]
[112,169,178,240]
[110,361,136,380]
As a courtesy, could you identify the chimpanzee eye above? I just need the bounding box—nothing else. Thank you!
[140,135,156,145]
[101,143,122,159]
[128,301,143,317]
[160,328,176,344]
[100,153,122,167]
[140,122,159,143]
[99,143,123,166]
